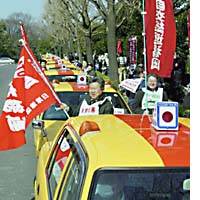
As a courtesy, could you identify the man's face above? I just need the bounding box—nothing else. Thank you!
[147,76,157,90]
[89,82,103,99]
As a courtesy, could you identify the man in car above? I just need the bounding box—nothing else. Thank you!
[132,74,168,114]
[72,77,114,116]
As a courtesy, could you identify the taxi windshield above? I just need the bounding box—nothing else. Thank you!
[89,168,190,200]
[42,92,86,120]
[42,91,131,120]
[47,75,77,82]
[104,92,131,114]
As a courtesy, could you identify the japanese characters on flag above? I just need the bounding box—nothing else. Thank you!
[145,0,176,77]
[128,36,137,65]
[0,45,60,151]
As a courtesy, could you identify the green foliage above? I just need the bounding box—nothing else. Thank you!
[92,23,107,54]
[0,20,17,58]
[96,71,110,81]
[92,33,107,54]
[116,8,144,63]
[175,10,189,63]
[0,13,55,61]
[0,1,189,72]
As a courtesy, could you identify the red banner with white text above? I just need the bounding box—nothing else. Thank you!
[145,0,176,77]
[0,46,59,151]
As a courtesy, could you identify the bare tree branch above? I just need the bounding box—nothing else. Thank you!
[89,0,107,20]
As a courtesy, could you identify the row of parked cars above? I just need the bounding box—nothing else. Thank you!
[32,55,190,200]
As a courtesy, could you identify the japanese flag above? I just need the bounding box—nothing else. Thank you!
[0,45,60,151]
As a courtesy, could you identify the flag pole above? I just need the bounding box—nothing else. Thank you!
[141,0,149,115]
[19,39,70,119]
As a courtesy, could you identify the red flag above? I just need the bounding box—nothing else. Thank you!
[0,46,60,151]
[19,22,29,45]
[19,23,46,72]
[117,39,123,55]
[145,0,176,77]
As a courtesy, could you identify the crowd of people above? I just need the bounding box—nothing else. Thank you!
[56,52,190,117]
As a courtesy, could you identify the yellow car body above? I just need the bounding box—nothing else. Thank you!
[34,114,190,200]
[44,68,82,82]
[44,58,78,70]
[41,54,78,70]
[33,82,132,156]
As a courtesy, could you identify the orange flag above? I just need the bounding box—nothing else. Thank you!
[0,45,60,151]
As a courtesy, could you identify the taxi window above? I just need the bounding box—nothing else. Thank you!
[48,75,77,82]
[42,92,87,120]
[104,92,131,114]
[60,154,83,200]
[58,92,87,107]
[89,168,190,200]
[42,105,68,120]
[46,129,72,198]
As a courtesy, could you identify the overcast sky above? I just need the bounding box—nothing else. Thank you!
[0,0,45,19]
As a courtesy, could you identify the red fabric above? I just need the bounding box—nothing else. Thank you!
[117,39,123,55]
[56,148,70,162]
[0,46,59,151]
[58,70,74,75]
[145,0,176,77]
[19,23,29,45]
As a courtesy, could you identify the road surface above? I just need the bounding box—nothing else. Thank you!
[0,64,36,200]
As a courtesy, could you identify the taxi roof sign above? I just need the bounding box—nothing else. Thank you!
[152,101,179,130]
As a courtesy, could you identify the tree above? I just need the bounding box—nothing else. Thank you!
[43,0,72,57]
[60,0,102,64]
[89,0,117,87]
[4,12,53,59]
[0,20,17,58]
[88,0,141,87]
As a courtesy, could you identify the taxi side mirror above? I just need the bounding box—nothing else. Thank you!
[32,120,45,130]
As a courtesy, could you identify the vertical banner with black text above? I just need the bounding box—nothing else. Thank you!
[128,36,137,66]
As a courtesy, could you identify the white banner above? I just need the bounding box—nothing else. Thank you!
[119,78,142,93]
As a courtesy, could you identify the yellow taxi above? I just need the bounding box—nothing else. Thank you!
[34,114,190,200]
[61,59,78,69]
[46,62,78,70]
[44,61,78,71]
[44,68,82,82]
[43,56,59,69]
[42,54,78,70]
[32,81,132,156]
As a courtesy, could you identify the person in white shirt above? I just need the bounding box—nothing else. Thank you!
[73,77,114,116]
[132,74,168,114]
